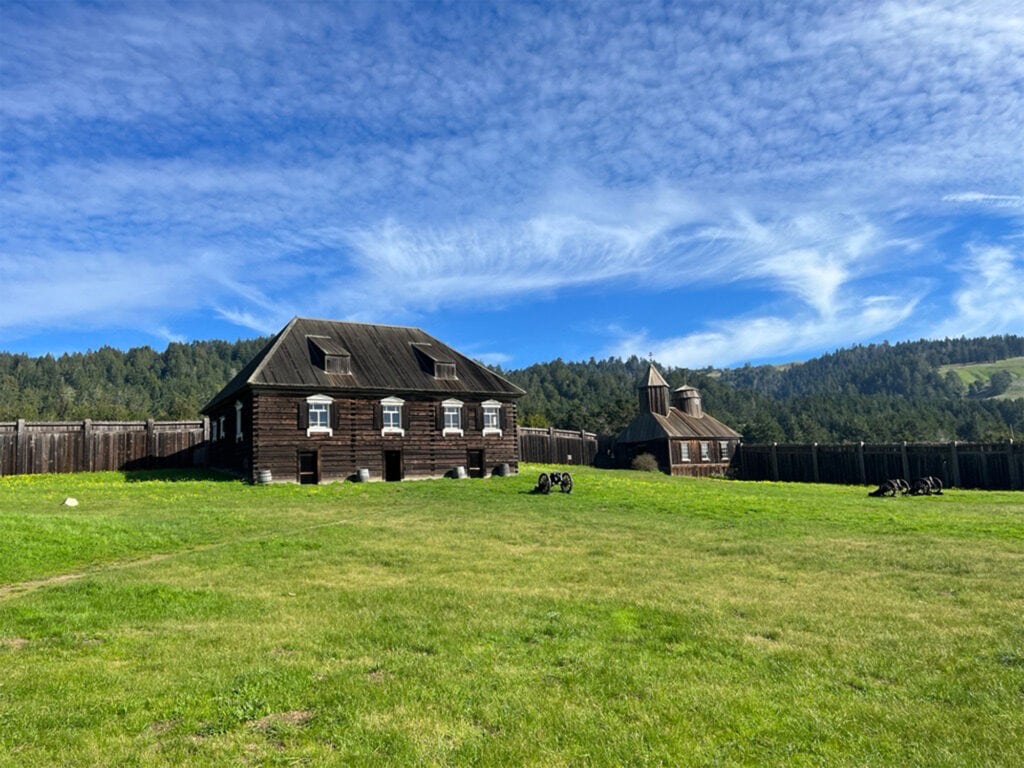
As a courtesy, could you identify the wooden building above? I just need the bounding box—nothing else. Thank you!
[202,317,525,483]
[616,364,742,477]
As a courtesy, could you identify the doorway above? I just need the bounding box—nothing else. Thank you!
[467,449,485,478]
[383,450,403,482]
[298,451,319,484]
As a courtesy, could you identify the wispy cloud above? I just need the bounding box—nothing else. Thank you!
[1,1,1022,363]
[932,245,1024,338]
[943,192,1024,208]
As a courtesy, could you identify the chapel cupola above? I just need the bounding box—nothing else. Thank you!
[672,385,703,418]
[639,364,670,416]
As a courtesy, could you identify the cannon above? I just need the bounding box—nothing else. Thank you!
[534,470,574,494]
[909,476,943,495]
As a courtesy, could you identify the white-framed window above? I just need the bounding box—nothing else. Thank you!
[235,400,244,442]
[482,399,502,436]
[719,440,731,460]
[218,416,225,441]
[306,394,333,437]
[679,442,690,462]
[211,421,218,442]
[381,396,405,436]
[442,398,463,436]
[700,441,710,462]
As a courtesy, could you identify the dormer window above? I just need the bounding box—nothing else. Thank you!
[308,336,352,375]
[482,400,502,436]
[412,343,457,380]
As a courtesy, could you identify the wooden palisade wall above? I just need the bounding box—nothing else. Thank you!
[0,419,207,476]
[734,441,1024,490]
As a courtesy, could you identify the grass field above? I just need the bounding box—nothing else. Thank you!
[1,466,1022,767]
[939,356,1024,400]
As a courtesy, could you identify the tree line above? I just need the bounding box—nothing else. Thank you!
[1,334,1021,443]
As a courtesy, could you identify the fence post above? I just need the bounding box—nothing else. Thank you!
[83,419,93,472]
[858,442,867,485]
[901,441,910,480]
[770,442,779,481]
[1008,440,1020,490]
[950,441,961,488]
[146,418,155,469]
[15,418,27,475]
[811,442,819,483]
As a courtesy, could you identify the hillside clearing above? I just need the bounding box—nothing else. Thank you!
[1,467,1022,766]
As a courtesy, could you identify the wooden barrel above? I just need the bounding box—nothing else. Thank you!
[256,469,272,484]
[357,468,370,482]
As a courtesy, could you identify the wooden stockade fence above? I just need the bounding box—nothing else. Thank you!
[733,441,1024,490]
[0,419,208,477]
[518,427,598,466]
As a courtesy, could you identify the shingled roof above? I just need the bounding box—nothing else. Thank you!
[203,317,525,412]
[617,409,742,444]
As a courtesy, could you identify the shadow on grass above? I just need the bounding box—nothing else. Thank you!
[121,468,241,483]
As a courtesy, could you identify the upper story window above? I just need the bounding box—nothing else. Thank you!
[442,399,463,436]
[381,396,405,436]
[700,441,710,462]
[235,400,244,442]
[482,400,502,436]
[306,394,333,437]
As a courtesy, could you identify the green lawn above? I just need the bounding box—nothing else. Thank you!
[939,356,1024,399]
[1,467,1022,767]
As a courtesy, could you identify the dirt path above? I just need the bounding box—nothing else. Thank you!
[0,517,353,600]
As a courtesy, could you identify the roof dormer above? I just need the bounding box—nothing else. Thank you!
[308,336,352,375]
[412,342,457,380]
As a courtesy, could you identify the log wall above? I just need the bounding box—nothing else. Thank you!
[248,393,520,483]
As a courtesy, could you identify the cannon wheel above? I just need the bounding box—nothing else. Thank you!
[560,472,573,493]
[537,473,552,494]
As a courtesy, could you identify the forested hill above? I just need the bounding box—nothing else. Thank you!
[501,335,1024,443]
[1,334,1022,443]
[0,338,269,421]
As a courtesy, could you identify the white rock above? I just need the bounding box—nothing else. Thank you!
[62,497,79,507]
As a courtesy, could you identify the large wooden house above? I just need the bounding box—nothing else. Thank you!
[616,364,742,476]
[202,317,525,483]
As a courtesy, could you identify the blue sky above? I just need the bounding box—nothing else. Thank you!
[1,0,1022,369]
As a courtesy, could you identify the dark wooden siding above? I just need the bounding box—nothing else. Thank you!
[0,419,206,476]
[517,427,598,466]
[251,393,519,483]
[205,395,253,479]
[733,441,1024,489]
